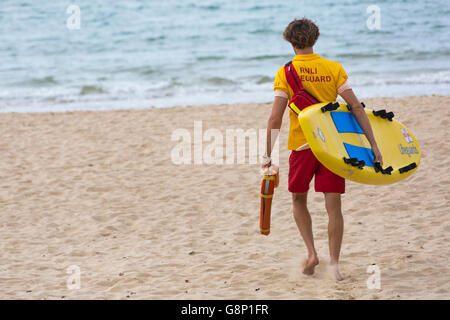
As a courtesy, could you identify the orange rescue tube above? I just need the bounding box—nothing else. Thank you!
[260,165,279,235]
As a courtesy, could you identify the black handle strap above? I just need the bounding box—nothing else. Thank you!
[343,157,365,169]
[374,162,393,175]
[346,101,366,111]
[399,162,417,174]
[321,102,340,113]
[373,109,394,121]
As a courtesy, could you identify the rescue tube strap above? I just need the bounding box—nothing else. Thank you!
[284,62,305,92]
[284,61,320,115]
[261,194,273,199]
[289,102,301,115]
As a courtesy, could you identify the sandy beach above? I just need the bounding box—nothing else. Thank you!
[0,95,449,299]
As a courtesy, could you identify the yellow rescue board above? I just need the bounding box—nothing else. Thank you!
[298,102,420,185]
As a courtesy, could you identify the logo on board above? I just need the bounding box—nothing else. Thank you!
[398,144,418,158]
[401,128,413,143]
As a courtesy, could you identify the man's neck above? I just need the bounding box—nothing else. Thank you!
[294,47,314,55]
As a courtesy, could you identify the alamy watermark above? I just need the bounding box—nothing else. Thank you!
[171,121,280,166]
[66,265,81,290]
[366,5,381,30]
[67,4,81,30]
[366,264,381,289]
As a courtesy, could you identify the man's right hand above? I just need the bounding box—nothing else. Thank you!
[371,144,383,166]
[261,155,272,169]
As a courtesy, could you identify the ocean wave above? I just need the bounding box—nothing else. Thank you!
[199,4,221,10]
[248,4,283,11]
[80,85,106,95]
[185,35,202,40]
[115,66,156,76]
[236,54,290,61]
[356,29,394,35]
[248,29,279,35]
[391,49,450,60]
[1,0,449,112]
[196,55,225,62]
[216,22,246,28]
[353,70,450,86]
[431,24,447,29]
[187,3,221,11]
[204,77,237,85]
[255,76,274,84]
[146,35,166,42]
[139,68,156,76]
[13,76,59,87]
[401,71,450,84]
[336,53,383,59]
[337,49,450,61]
[43,97,76,104]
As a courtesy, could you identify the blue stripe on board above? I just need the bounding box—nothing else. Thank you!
[343,143,375,167]
[331,112,364,134]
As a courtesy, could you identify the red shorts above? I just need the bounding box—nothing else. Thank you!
[288,149,345,194]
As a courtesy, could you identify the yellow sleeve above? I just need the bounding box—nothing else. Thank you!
[273,66,289,94]
[335,63,349,89]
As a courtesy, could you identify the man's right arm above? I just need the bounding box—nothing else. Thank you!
[265,96,288,162]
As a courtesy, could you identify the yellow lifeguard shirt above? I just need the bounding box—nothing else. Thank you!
[273,54,349,150]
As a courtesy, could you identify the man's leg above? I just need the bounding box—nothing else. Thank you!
[292,192,319,275]
[324,192,344,281]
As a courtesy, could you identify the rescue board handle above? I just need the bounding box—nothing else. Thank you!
[374,162,393,175]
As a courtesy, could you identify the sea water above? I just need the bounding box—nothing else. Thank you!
[0,0,449,112]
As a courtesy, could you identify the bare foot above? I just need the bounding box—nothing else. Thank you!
[330,263,344,281]
[302,256,319,275]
